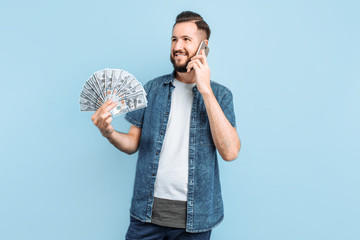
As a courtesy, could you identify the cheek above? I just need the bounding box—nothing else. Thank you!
[186,46,197,56]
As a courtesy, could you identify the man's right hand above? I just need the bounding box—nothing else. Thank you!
[91,100,118,138]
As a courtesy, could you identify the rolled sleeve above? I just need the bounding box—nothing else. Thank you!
[124,81,152,128]
[125,109,145,128]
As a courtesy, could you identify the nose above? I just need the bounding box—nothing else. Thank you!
[173,39,184,52]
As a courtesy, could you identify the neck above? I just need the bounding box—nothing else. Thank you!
[174,70,196,84]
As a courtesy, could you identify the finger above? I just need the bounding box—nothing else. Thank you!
[100,112,112,121]
[187,61,195,72]
[93,105,111,125]
[191,59,203,68]
[187,58,202,70]
[192,61,201,71]
[103,101,118,113]
[191,52,207,64]
[98,111,113,129]
[99,113,109,129]
[187,60,201,73]
[94,99,112,116]
[99,99,113,110]
[102,116,113,131]
[105,116,113,125]
[93,104,106,121]
[201,49,208,64]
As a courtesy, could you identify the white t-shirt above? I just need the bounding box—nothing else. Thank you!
[153,79,196,201]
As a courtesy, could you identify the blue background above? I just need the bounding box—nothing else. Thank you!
[1,0,359,239]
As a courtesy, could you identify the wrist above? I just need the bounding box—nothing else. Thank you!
[199,86,213,97]
[104,130,116,140]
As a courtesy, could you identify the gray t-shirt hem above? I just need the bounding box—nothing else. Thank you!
[151,197,187,229]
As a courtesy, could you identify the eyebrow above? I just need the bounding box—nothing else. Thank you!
[171,35,193,39]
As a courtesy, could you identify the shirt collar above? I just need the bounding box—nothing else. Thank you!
[163,71,198,92]
[163,71,175,85]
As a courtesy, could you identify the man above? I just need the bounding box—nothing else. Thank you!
[91,11,241,240]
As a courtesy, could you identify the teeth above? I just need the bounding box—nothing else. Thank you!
[175,52,186,56]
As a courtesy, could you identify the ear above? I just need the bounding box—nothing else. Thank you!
[204,39,209,46]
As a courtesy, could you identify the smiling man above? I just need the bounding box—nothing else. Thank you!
[91,11,240,240]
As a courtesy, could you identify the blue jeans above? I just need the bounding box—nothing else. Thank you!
[126,217,212,240]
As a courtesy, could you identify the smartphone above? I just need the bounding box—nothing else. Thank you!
[196,40,209,56]
[188,41,210,71]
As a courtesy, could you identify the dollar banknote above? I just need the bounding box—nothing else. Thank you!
[79,69,147,116]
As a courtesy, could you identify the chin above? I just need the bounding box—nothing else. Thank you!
[170,56,190,73]
[173,62,188,73]
[175,66,188,73]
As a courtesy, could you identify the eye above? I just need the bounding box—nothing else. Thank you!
[184,38,190,41]
[171,38,177,42]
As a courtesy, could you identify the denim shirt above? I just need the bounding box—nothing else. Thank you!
[125,72,236,233]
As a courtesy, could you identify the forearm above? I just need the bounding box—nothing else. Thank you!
[184,50,240,160]
[106,130,140,155]
[202,90,241,161]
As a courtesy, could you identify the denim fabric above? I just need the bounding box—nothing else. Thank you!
[126,216,212,240]
[125,72,236,233]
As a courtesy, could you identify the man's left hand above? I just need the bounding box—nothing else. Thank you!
[187,49,212,95]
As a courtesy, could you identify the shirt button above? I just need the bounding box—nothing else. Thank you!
[156,151,159,155]
[152,172,156,176]
[165,112,169,115]
[160,132,164,135]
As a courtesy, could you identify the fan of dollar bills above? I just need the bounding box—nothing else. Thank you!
[79,69,147,117]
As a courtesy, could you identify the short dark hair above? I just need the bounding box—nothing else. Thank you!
[173,11,211,40]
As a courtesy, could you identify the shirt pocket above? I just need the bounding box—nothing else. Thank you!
[199,111,215,147]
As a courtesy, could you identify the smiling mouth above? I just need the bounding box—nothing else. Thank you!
[174,52,187,57]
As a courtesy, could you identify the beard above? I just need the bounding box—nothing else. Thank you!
[170,51,192,73]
